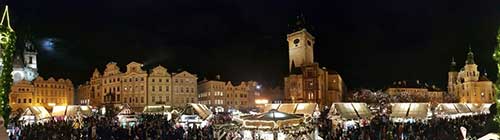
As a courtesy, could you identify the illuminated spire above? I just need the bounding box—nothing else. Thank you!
[0,5,13,31]
[450,57,457,72]
[466,45,475,64]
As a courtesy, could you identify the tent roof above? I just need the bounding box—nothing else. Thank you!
[181,104,212,120]
[262,103,317,116]
[22,106,51,119]
[330,103,372,120]
[143,105,172,114]
[242,109,302,121]
[51,105,92,117]
[390,103,429,119]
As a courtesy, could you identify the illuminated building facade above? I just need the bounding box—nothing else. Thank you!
[10,77,74,111]
[78,61,198,108]
[171,71,198,107]
[197,75,259,111]
[448,48,495,103]
[385,80,444,103]
[284,15,345,108]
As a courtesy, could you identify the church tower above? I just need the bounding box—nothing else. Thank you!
[23,40,37,70]
[463,47,479,82]
[447,57,458,94]
[287,14,315,72]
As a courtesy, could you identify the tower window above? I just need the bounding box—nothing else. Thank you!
[28,56,33,64]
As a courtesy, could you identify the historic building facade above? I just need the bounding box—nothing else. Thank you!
[78,61,198,108]
[147,65,172,105]
[171,71,198,106]
[284,16,346,108]
[448,48,495,103]
[198,76,259,111]
[10,77,74,111]
[385,80,444,103]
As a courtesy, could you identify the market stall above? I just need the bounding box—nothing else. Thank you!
[390,103,430,122]
[329,103,372,128]
[51,105,92,121]
[262,103,318,118]
[235,109,317,140]
[177,103,213,128]
[18,106,51,125]
[435,103,492,118]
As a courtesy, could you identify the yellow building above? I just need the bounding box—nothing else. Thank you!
[385,80,444,103]
[147,65,172,105]
[198,76,259,111]
[121,62,148,108]
[77,82,91,105]
[448,48,495,103]
[284,16,345,108]
[171,71,198,107]
[78,61,198,108]
[10,77,74,111]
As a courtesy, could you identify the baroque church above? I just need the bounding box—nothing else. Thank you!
[447,48,494,103]
[0,6,38,83]
[284,15,346,108]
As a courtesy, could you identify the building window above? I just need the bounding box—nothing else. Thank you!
[152,79,155,82]
[152,86,155,92]
[141,78,144,81]
[152,96,155,102]
[23,99,26,103]
[17,99,20,103]
[159,86,162,92]
[141,97,144,103]
[159,79,162,82]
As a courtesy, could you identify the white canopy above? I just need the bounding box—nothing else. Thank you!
[329,103,371,120]
[390,103,430,119]
[51,105,92,118]
[262,103,318,116]
[20,106,51,120]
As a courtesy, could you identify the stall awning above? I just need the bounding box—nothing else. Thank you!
[181,104,213,120]
[21,106,51,120]
[262,103,318,116]
[390,103,429,119]
[51,105,92,117]
[241,109,304,129]
[143,105,172,114]
[330,103,371,120]
[436,103,492,116]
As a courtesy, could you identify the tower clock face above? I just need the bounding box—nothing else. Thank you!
[293,39,300,45]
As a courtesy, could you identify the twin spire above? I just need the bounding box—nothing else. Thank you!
[450,46,476,72]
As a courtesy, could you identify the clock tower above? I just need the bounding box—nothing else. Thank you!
[287,15,315,72]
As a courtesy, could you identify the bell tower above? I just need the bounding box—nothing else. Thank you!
[287,14,315,72]
[23,40,37,70]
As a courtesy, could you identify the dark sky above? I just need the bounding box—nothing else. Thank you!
[5,0,500,89]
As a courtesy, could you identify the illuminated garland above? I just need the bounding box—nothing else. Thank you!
[493,28,500,126]
[0,22,15,128]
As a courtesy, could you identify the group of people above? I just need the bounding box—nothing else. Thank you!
[320,113,497,140]
[8,114,216,140]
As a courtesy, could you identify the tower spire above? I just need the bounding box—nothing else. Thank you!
[450,57,457,72]
[466,45,475,64]
[0,5,13,31]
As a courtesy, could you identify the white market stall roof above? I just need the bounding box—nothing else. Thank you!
[51,105,92,117]
[240,109,304,129]
[329,103,371,120]
[143,105,172,114]
[21,106,51,120]
[262,103,318,116]
[435,103,492,116]
[181,104,213,120]
[118,104,133,115]
[390,103,430,119]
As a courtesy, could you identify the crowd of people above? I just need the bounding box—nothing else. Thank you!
[9,114,217,140]
[319,113,498,140]
[6,106,500,140]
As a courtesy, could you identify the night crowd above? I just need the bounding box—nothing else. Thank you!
[8,114,215,140]
[6,109,500,140]
[318,113,498,140]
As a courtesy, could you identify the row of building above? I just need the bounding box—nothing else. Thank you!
[75,62,262,111]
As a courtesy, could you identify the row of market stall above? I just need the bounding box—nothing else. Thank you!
[329,102,492,121]
[19,105,92,125]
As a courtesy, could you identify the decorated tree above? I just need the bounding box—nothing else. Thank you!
[494,27,500,125]
[0,5,16,128]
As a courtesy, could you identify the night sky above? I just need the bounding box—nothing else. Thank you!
[5,0,500,89]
